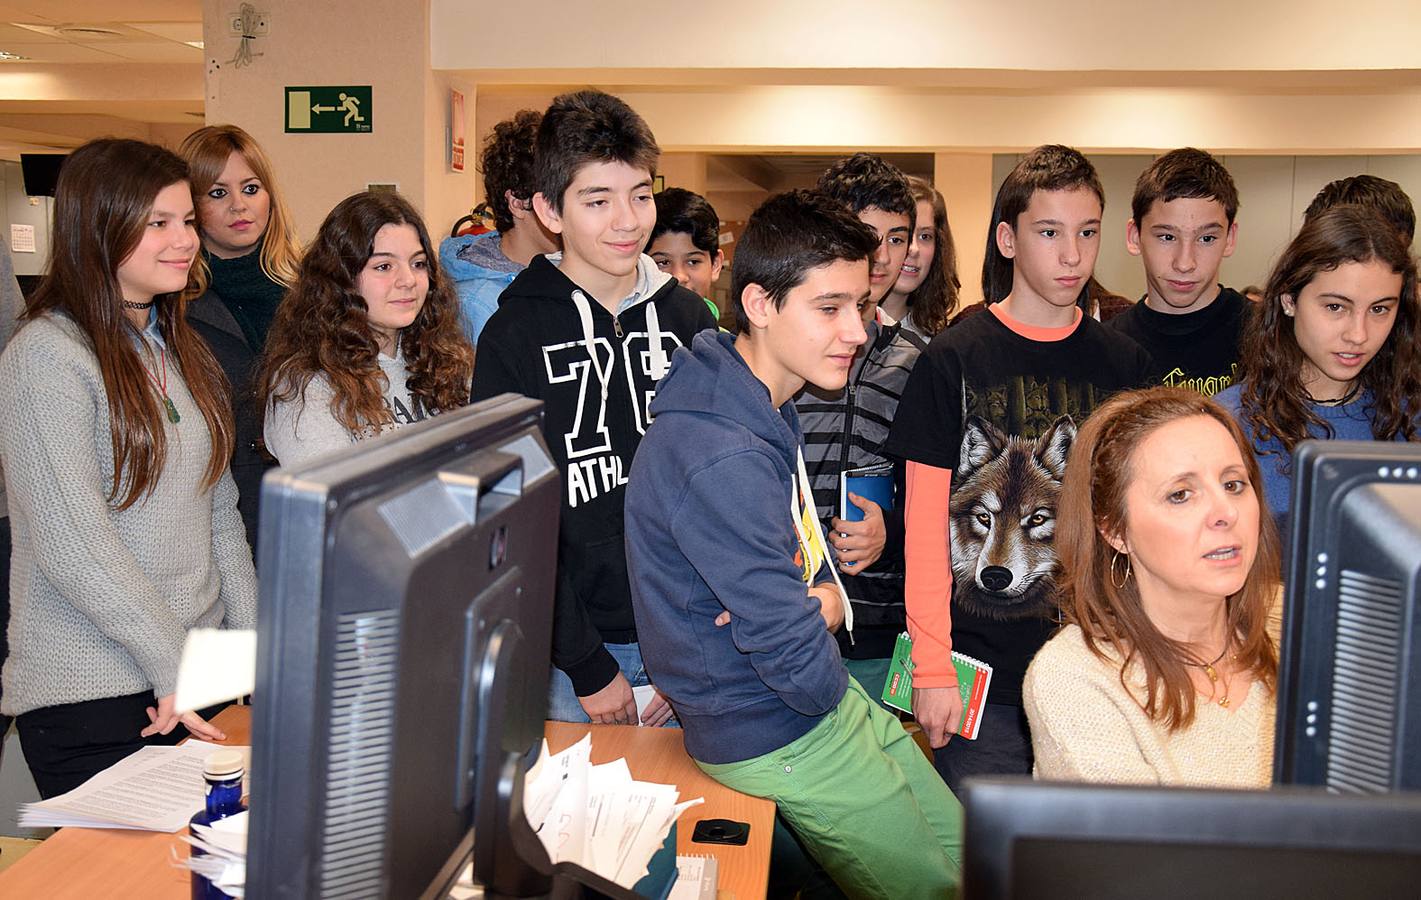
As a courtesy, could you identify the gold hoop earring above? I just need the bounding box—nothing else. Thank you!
[1110,550,1132,589]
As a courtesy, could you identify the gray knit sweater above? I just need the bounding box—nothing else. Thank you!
[0,314,258,716]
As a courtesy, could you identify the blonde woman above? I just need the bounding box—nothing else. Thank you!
[179,124,302,546]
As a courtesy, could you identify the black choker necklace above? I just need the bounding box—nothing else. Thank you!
[122,300,155,310]
[1306,382,1361,406]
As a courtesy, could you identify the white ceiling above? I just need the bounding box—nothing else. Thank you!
[0,3,205,156]
[0,0,203,63]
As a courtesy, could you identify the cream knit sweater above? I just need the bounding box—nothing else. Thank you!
[1023,624,1274,788]
[0,315,258,716]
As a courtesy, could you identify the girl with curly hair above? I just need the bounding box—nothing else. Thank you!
[1214,205,1421,530]
[881,176,960,338]
[259,191,474,466]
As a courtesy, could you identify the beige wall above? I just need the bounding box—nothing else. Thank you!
[201,0,477,240]
[549,87,1421,156]
[933,154,994,307]
[432,0,1421,73]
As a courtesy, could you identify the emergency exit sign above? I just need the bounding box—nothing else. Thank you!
[285,86,372,133]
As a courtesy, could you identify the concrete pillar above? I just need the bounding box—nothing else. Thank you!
[200,0,477,240]
[933,152,995,307]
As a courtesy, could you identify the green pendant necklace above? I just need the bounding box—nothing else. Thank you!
[141,347,181,424]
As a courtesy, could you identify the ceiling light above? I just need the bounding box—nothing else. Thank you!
[185,40,204,49]
[0,50,29,61]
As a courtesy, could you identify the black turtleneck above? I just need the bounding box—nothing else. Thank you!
[204,244,287,350]
[1108,286,1251,395]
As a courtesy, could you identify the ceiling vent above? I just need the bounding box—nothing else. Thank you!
[55,26,125,40]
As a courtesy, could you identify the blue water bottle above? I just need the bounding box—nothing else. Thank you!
[189,748,247,900]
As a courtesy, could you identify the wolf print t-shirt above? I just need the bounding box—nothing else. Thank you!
[1108,287,1250,396]
[886,305,1153,704]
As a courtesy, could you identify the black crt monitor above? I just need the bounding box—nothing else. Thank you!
[1275,439,1421,792]
[247,396,568,899]
[961,778,1421,900]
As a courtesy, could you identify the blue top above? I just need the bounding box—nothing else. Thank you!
[624,331,847,765]
[1214,384,1383,527]
[437,230,524,345]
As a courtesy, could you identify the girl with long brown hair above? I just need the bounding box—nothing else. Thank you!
[179,124,302,549]
[0,139,257,797]
[259,191,473,466]
[1023,387,1281,786]
[881,176,960,337]
[1215,204,1420,530]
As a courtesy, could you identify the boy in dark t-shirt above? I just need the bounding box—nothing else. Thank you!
[886,145,1152,795]
[1110,148,1248,395]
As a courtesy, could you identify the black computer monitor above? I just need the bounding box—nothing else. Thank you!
[961,778,1421,900]
[246,396,567,898]
[1275,439,1421,792]
[19,153,65,197]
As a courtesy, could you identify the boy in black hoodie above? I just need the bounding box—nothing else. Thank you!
[471,90,715,725]
[627,191,961,899]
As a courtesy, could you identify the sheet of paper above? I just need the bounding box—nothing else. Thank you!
[175,628,257,713]
[633,684,657,724]
[19,742,250,833]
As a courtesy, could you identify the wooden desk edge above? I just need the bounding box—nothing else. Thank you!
[544,721,774,900]
[0,711,772,900]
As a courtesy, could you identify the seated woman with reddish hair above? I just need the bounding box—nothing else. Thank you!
[1023,386,1281,787]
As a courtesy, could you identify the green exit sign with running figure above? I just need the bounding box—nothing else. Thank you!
[285,86,372,133]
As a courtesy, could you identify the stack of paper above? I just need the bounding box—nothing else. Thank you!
[522,734,704,889]
[180,810,248,898]
[18,740,248,832]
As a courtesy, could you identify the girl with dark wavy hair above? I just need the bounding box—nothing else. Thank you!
[259,191,474,466]
[882,176,960,338]
[0,138,257,797]
[1024,387,1281,786]
[1215,205,1421,529]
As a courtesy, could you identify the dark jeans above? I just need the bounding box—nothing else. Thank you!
[17,692,230,799]
[932,701,1033,799]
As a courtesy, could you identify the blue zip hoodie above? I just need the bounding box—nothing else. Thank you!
[625,330,848,765]
[437,230,523,345]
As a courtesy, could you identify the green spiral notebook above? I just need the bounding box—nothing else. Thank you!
[880,631,993,740]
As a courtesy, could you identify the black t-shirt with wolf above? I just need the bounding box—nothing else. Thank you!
[886,308,1153,705]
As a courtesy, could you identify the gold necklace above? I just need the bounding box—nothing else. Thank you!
[1185,643,1235,708]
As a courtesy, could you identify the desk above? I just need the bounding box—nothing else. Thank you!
[0,708,773,899]
[545,722,774,900]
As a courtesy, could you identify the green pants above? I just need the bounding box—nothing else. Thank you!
[698,677,962,900]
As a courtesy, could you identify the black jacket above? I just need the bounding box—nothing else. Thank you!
[186,289,275,557]
[471,255,716,695]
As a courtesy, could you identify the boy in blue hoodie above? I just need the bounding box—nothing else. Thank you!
[626,190,962,899]
[439,109,560,344]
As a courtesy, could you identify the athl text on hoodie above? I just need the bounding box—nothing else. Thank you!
[471,253,716,696]
[625,330,849,765]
